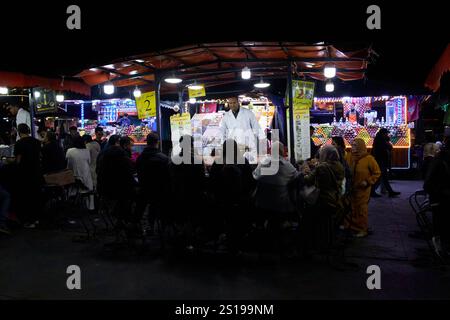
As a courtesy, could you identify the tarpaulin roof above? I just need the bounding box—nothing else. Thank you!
[0,71,91,96]
[76,42,370,93]
[425,43,450,92]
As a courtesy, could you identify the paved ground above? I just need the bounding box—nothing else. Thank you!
[1,180,450,300]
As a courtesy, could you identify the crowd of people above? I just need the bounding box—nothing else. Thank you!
[1,115,448,259]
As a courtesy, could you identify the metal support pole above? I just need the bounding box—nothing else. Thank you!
[155,73,162,152]
[287,63,295,164]
[29,88,36,138]
[178,87,184,115]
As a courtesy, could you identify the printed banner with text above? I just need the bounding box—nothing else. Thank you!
[292,80,315,161]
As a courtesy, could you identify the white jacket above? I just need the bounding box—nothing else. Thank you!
[219,108,265,150]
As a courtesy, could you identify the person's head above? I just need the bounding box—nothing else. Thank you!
[107,134,121,148]
[351,138,367,157]
[44,131,57,144]
[146,132,160,148]
[82,134,93,144]
[94,126,104,140]
[332,136,346,151]
[123,113,128,118]
[227,97,240,112]
[423,142,439,158]
[38,128,47,140]
[69,126,78,137]
[376,128,389,140]
[6,105,20,116]
[120,136,133,152]
[319,144,339,163]
[73,136,86,149]
[350,103,356,112]
[17,123,31,137]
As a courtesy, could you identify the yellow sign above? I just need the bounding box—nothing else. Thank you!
[170,113,192,142]
[293,80,315,119]
[188,86,206,99]
[135,91,156,119]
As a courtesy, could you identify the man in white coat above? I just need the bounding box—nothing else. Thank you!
[219,97,266,164]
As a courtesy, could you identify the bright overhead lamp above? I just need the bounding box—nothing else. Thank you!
[324,64,336,78]
[104,64,115,69]
[56,93,65,102]
[129,70,138,75]
[165,76,183,84]
[189,98,197,104]
[188,82,203,90]
[241,66,251,80]
[133,86,142,98]
[34,90,41,99]
[135,59,145,63]
[103,82,115,95]
[254,78,270,89]
[325,80,334,92]
[0,87,8,95]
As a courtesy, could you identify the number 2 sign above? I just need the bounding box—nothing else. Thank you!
[135,91,157,119]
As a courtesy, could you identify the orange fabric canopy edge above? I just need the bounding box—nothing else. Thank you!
[425,44,450,92]
[0,71,91,96]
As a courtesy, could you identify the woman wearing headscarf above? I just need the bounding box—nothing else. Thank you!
[301,145,344,254]
[344,138,381,237]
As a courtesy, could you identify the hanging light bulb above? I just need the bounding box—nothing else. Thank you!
[324,64,336,78]
[56,93,65,102]
[164,75,183,84]
[133,86,141,98]
[325,80,334,92]
[241,66,251,80]
[34,90,41,99]
[254,78,270,88]
[0,87,8,95]
[103,82,115,95]
[189,98,197,104]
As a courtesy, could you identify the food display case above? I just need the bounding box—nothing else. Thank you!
[311,96,411,168]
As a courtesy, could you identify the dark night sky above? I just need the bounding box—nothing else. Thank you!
[0,1,448,96]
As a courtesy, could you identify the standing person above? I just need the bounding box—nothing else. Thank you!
[136,133,171,227]
[63,126,80,154]
[82,134,100,190]
[371,128,400,197]
[117,113,131,127]
[6,104,31,141]
[422,142,439,179]
[120,136,133,159]
[66,137,94,210]
[331,136,352,195]
[41,131,66,174]
[344,138,381,237]
[96,134,137,223]
[210,139,254,253]
[13,124,43,227]
[94,126,107,150]
[301,145,344,254]
[424,137,450,257]
[219,96,265,163]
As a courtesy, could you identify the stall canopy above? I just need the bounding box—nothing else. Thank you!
[425,43,450,92]
[0,70,91,96]
[75,42,371,93]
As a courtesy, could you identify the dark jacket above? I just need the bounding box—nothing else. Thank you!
[424,149,450,205]
[305,160,344,209]
[372,135,392,168]
[96,146,136,197]
[136,147,171,205]
[42,141,66,174]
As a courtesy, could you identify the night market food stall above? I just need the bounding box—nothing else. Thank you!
[310,95,425,168]
[74,42,372,162]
